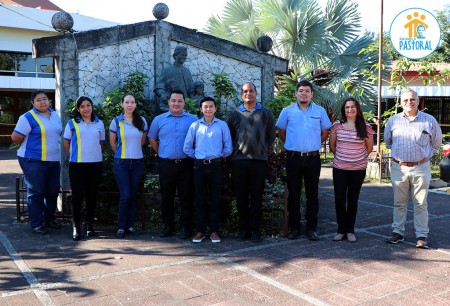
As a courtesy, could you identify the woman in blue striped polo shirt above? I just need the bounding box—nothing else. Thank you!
[64,96,105,241]
[109,94,148,238]
[11,90,63,235]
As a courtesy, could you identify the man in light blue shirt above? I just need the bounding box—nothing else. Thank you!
[183,97,232,243]
[276,80,331,241]
[149,90,197,239]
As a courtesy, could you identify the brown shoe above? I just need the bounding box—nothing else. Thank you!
[192,232,205,243]
[210,232,221,243]
[416,238,428,249]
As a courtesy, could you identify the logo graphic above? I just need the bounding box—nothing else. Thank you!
[390,8,441,59]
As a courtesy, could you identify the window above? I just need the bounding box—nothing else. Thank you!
[0,52,54,78]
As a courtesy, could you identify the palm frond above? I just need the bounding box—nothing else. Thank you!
[222,0,254,25]
[323,0,361,53]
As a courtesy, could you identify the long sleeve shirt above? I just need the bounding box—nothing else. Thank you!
[183,117,232,159]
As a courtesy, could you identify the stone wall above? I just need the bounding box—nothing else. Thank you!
[33,20,287,112]
[78,37,154,102]
[32,19,288,189]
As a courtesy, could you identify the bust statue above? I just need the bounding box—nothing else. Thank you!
[154,46,194,111]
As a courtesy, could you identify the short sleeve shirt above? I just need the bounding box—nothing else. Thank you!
[148,111,198,159]
[64,116,105,163]
[14,107,62,161]
[331,121,374,170]
[276,102,331,152]
[109,114,148,159]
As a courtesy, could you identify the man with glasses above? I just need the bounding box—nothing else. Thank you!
[384,89,442,249]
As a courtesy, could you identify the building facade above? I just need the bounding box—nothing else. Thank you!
[0,3,118,143]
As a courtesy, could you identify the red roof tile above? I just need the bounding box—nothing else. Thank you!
[0,0,62,11]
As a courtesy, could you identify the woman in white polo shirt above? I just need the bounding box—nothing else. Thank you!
[11,90,63,235]
[109,93,148,238]
[64,96,105,241]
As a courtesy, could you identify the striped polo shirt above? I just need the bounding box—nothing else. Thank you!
[63,116,105,163]
[109,114,148,159]
[332,121,374,170]
[14,107,62,162]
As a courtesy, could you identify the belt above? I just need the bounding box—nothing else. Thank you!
[160,158,190,164]
[392,158,429,167]
[287,150,319,157]
[195,158,223,164]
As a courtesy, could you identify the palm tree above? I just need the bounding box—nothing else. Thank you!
[205,0,384,113]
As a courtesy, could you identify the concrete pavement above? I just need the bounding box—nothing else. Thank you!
[1,147,450,305]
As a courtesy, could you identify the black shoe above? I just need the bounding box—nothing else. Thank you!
[238,231,250,242]
[386,233,404,244]
[180,228,191,240]
[73,226,81,241]
[85,222,95,237]
[46,220,62,229]
[251,231,261,243]
[32,226,48,235]
[116,229,125,238]
[288,230,300,240]
[307,230,319,241]
[126,228,140,235]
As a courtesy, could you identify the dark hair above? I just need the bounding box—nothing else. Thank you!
[173,45,187,56]
[296,80,313,92]
[169,89,185,101]
[73,96,95,123]
[199,96,216,108]
[340,97,368,139]
[240,82,257,95]
[30,90,48,109]
[122,93,144,132]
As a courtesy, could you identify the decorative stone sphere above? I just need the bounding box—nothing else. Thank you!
[51,12,74,33]
[153,3,169,20]
[257,35,273,52]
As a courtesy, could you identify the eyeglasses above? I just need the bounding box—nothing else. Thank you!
[34,98,49,103]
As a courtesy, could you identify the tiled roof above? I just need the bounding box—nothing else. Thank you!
[0,0,62,11]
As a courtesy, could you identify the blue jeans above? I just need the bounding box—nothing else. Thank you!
[113,158,144,230]
[18,157,60,228]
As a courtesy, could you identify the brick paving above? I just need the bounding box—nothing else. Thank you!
[1,147,449,305]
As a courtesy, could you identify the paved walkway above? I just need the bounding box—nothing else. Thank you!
[1,147,449,305]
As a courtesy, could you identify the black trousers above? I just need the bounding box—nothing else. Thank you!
[193,160,224,233]
[158,158,194,230]
[286,154,321,231]
[69,162,103,228]
[232,159,268,233]
[332,167,366,234]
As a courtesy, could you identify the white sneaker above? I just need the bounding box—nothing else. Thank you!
[210,232,221,243]
[192,232,205,243]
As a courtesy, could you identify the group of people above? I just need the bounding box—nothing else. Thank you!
[12,82,442,248]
